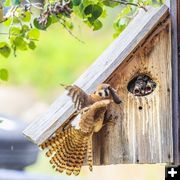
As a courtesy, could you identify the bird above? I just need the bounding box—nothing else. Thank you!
[145,79,156,95]
[62,83,122,111]
[40,99,112,175]
[40,83,122,176]
[128,75,156,96]
[132,75,147,96]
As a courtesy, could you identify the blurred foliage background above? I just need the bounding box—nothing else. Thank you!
[0,6,120,100]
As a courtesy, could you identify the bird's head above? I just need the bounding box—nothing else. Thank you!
[95,83,122,104]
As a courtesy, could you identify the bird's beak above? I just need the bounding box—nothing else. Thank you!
[133,87,140,95]
[108,87,122,104]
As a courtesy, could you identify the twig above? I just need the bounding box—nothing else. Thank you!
[58,18,84,44]
[25,0,43,10]
[107,0,148,12]
[0,17,8,23]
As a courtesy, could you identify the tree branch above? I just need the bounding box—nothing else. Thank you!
[0,18,7,23]
[58,18,84,44]
[108,0,148,12]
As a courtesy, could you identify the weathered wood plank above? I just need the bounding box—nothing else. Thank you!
[93,18,173,164]
[178,0,180,164]
[23,5,169,145]
[165,0,180,163]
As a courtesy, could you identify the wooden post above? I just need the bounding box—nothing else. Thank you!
[165,0,180,164]
[177,0,180,164]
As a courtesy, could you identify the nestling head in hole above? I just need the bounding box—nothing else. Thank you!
[128,75,156,96]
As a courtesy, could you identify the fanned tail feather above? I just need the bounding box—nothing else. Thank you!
[87,134,93,171]
[40,127,89,176]
[39,129,66,157]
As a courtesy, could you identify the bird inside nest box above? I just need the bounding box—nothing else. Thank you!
[93,17,173,165]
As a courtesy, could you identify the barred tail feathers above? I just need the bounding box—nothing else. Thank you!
[39,129,65,157]
[87,134,93,171]
[40,127,89,176]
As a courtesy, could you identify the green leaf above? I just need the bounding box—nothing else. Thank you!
[0,69,9,81]
[3,17,12,26]
[4,0,11,7]
[33,17,52,30]
[65,21,73,30]
[0,42,11,58]
[13,37,28,50]
[93,19,103,31]
[22,11,31,22]
[28,41,36,50]
[13,16,21,24]
[22,24,30,32]
[84,4,103,23]
[13,0,21,5]
[10,26,21,35]
[27,29,40,40]
[103,0,119,7]
[72,0,82,6]
[50,15,59,24]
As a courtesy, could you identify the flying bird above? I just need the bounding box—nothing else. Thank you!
[63,83,122,111]
[40,83,122,176]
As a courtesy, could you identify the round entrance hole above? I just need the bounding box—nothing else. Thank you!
[127,74,156,96]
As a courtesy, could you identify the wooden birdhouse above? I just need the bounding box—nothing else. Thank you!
[23,1,180,166]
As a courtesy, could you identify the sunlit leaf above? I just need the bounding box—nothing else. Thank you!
[22,11,31,22]
[3,17,12,26]
[0,69,9,81]
[28,41,36,50]
[22,24,30,32]
[13,37,28,50]
[93,19,103,31]
[0,42,11,58]
[10,26,21,35]
[4,0,11,7]
[27,29,40,40]
[13,16,21,24]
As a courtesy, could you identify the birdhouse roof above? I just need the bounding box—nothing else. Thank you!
[23,5,168,145]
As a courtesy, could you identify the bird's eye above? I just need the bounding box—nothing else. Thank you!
[98,92,102,96]
[152,83,156,88]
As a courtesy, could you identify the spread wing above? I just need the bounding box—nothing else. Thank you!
[79,99,111,133]
[64,84,94,111]
[40,99,111,175]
